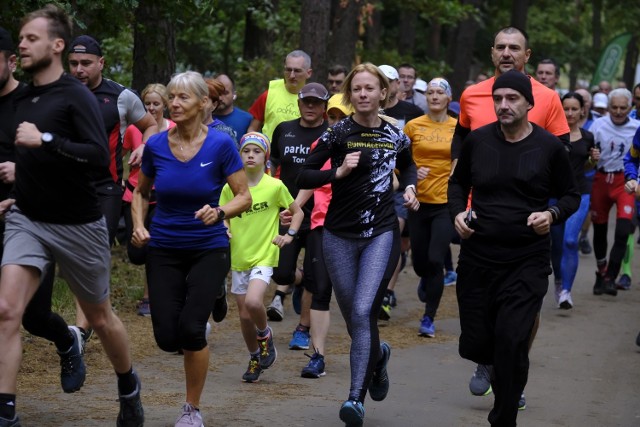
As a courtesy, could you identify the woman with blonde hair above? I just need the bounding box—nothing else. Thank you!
[131,71,251,426]
[298,63,418,426]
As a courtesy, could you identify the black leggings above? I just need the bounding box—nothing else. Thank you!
[408,203,454,319]
[21,262,73,351]
[272,226,309,287]
[146,246,229,352]
[306,227,332,311]
[323,228,400,402]
[593,218,632,279]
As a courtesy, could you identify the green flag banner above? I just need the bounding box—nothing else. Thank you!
[591,33,632,87]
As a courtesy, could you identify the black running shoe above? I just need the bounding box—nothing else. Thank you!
[117,371,144,427]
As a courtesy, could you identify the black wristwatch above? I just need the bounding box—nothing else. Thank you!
[287,229,298,238]
[215,207,225,222]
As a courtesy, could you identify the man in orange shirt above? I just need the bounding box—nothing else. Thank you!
[452,26,569,411]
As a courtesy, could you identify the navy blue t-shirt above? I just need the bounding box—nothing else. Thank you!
[141,128,243,249]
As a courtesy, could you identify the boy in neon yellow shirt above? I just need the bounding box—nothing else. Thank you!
[220,132,303,382]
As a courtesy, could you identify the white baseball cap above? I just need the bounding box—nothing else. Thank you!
[378,65,399,81]
[593,92,608,108]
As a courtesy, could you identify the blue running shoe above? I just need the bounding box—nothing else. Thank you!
[616,274,631,290]
[289,327,310,350]
[339,400,364,427]
[518,393,526,410]
[0,415,20,427]
[58,326,86,393]
[368,342,391,401]
[469,364,493,396]
[444,270,457,286]
[418,315,435,338]
[301,350,326,378]
[258,327,277,369]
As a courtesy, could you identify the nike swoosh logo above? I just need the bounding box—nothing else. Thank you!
[200,161,213,167]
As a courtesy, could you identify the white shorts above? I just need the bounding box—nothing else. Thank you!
[231,266,273,295]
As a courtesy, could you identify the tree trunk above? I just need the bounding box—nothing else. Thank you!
[510,0,528,30]
[398,9,417,55]
[447,0,482,100]
[132,0,175,93]
[243,0,278,60]
[329,0,360,69]
[426,20,442,60]
[364,4,382,52]
[300,0,331,83]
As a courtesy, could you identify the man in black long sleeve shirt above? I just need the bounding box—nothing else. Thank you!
[0,6,143,426]
[448,70,579,427]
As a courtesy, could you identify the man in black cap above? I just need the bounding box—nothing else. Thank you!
[266,83,328,349]
[66,34,157,339]
[448,69,580,427]
[68,34,157,246]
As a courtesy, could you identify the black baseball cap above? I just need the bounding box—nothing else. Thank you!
[0,26,14,52]
[68,35,103,56]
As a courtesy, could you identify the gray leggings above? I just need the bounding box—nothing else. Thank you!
[323,228,400,402]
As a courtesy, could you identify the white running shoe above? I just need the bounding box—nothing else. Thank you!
[266,295,284,321]
[175,403,204,427]
[558,290,573,309]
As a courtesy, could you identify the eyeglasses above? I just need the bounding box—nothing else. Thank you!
[284,67,305,75]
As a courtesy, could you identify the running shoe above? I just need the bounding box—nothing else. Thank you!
[242,355,262,383]
[368,342,391,401]
[603,276,618,296]
[378,296,391,321]
[266,295,284,321]
[579,235,592,254]
[212,282,228,323]
[0,415,20,427]
[292,284,303,315]
[80,327,93,352]
[469,364,493,396]
[558,290,573,310]
[593,271,605,295]
[444,270,457,286]
[174,403,203,427]
[518,393,526,410]
[301,350,326,378]
[616,274,632,290]
[58,326,86,393]
[339,400,365,427]
[258,327,277,369]
[289,327,310,350]
[418,315,435,338]
[136,298,150,317]
[387,290,397,308]
[117,370,144,427]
